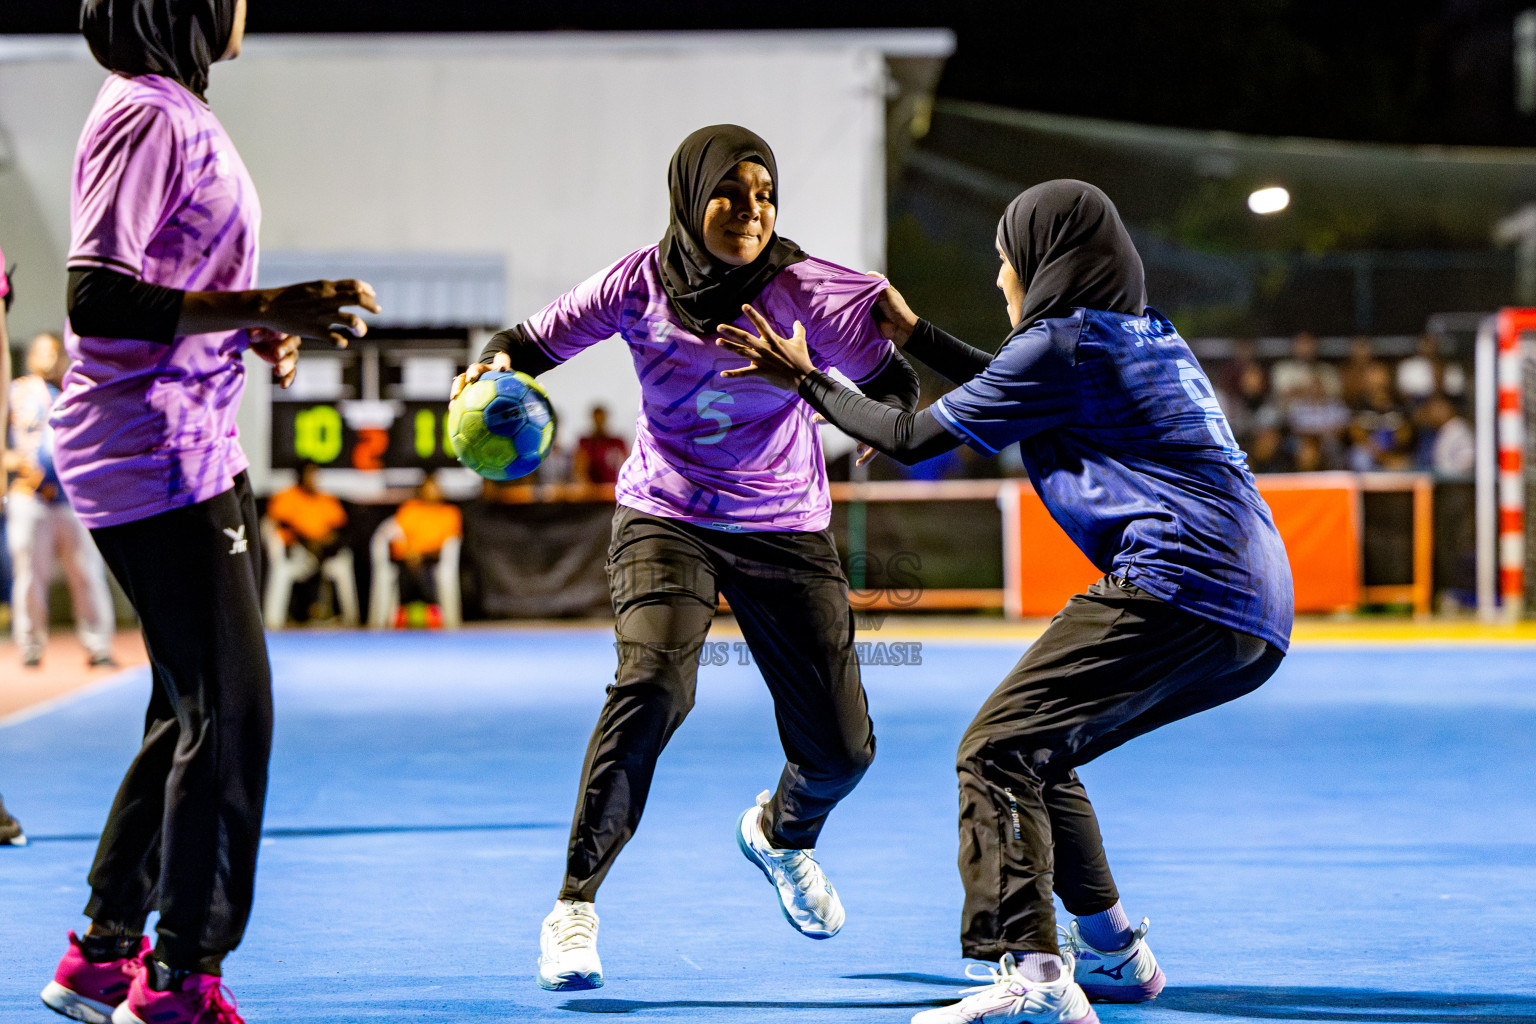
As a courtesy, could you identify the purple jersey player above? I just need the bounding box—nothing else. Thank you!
[41,4,379,1024]
[454,124,920,990]
[721,179,1293,1024]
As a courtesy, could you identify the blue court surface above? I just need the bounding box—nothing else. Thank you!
[2,629,1534,1023]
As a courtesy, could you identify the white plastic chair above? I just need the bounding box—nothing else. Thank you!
[260,517,359,627]
[367,515,462,630]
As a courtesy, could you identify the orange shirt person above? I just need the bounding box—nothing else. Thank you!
[392,473,462,562]
[392,473,462,616]
[267,461,346,554]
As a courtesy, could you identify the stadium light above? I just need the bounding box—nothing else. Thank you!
[1248,186,1290,215]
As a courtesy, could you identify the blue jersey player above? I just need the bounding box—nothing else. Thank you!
[717,179,1294,1024]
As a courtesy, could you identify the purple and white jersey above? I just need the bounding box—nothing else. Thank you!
[52,73,260,529]
[526,247,894,531]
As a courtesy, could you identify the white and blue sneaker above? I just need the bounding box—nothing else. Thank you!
[537,899,603,991]
[911,953,1099,1024]
[736,790,845,939]
[1060,917,1165,1003]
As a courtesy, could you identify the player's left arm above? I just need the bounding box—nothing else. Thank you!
[717,305,960,466]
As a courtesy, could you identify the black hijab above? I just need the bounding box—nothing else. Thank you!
[657,124,808,335]
[81,0,239,101]
[996,179,1147,338]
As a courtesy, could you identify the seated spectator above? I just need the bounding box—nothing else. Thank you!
[1339,336,1386,410]
[1217,360,1280,455]
[266,461,348,621]
[572,404,628,485]
[1284,373,1350,469]
[391,471,462,627]
[1216,337,1260,398]
[1415,393,1474,476]
[1346,366,1414,471]
[1398,332,1466,404]
[1271,331,1342,407]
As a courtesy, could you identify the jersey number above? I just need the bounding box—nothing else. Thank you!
[696,390,734,444]
[1175,359,1244,463]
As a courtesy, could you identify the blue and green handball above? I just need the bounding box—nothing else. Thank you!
[448,370,556,481]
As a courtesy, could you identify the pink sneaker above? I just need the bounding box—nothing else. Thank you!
[111,964,244,1024]
[41,931,151,1024]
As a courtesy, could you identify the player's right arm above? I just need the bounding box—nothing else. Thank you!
[869,280,995,386]
[67,102,379,387]
[452,249,645,399]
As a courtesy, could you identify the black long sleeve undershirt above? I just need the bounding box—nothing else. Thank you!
[477,324,562,377]
[903,318,995,385]
[67,267,184,344]
[799,369,961,466]
[852,346,921,413]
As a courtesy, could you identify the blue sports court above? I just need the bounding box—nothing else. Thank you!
[2,628,1532,1023]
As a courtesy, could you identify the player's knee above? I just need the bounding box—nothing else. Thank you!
[611,639,700,715]
[824,730,876,782]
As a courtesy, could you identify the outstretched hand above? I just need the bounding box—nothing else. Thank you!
[716,304,815,392]
[259,278,382,349]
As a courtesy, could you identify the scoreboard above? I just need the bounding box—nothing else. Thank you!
[269,331,472,471]
[270,400,459,471]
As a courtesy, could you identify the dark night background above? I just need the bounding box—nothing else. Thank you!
[5,0,1536,147]
[9,0,1536,336]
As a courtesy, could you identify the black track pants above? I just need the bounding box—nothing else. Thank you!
[560,505,875,902]
[957,575,1284,959]
[85,474,272,975]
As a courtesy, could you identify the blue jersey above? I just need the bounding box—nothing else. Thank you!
[933,308,1293,651]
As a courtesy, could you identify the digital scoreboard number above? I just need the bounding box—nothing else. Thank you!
[268,334,470,472]
[270,401,460,471]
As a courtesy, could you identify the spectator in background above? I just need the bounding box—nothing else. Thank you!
[1271,331,1342,407]
[1416,393,1474,475]
[1398,332,1466,405]
[391,471,461,627]
[1216,337,1260,397]
[1284,373,1349,471]
[0,243,24,847]
[571,404,628,485]
[6,332,118,669]
[0,246,13,633]
[1346,363,1414,471]
[265,461,347,621]
[1216,358,1281,457]
[1339,336,1386,410]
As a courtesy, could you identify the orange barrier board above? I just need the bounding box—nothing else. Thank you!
[1001,474,1372,618]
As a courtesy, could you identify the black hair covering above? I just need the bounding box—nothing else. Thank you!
[80,0,239,101]
[996,179,1147,338]
[657,124,808,335]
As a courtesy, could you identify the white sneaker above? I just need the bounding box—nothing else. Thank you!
[536,899,603,991]
[1060,917,1165,1003]
[735,789,845,939]
[912,954,1099,1024]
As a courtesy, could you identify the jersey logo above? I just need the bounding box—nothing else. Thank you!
[695,390,735,444]
[1175,359,1245,464]
[1089,951,1140,981]
[223,526,248,555]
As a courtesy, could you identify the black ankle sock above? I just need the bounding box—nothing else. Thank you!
[79,932,142,963]
[147,958,194,992]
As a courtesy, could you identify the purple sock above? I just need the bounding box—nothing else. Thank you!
[1076,900,1134,951]
[1013,952,1062,983]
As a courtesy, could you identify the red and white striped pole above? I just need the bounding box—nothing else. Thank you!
[1495,309,1536,618]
